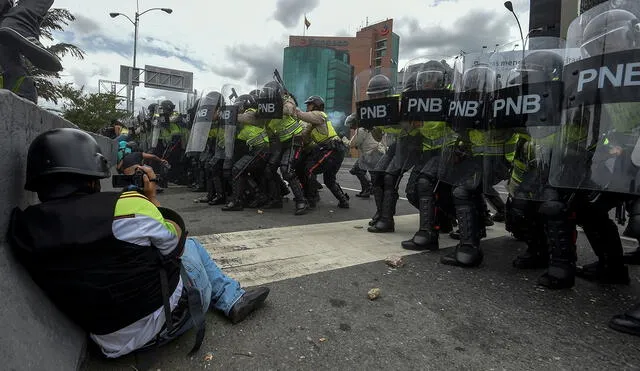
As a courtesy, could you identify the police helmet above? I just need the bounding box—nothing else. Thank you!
[249,89,261,97]
[461,66,497,93]
[25,128,111,192]
[366,74,392,96]
[581,8,640,56]
[507,51,564,86]
[304,95,325,111]
[160,100,175,113]
[402,72,418,93]
[235,94,258,112]
[416,60,446,90]
[147,103,158,115]
[261,81,283,99]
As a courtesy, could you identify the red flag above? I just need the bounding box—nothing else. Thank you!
[304,16,311,29]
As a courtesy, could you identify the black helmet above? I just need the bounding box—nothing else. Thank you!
[304,95,325,110]
[417,60,446,90]
[249,89,261,97]
[160,100,175,113]
[147,103,158,114]
[261,81,283,99]
[235,94,257,112]
[25,128,111,191]
[508,51,564,86]
[461,66,496,93]
[366,74,392,96]
[581,9,640,56]
[402,72,418,93]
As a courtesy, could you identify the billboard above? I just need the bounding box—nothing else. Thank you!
[143,65,194,93]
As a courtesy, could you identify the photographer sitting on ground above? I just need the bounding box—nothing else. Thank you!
[7,128,270,358]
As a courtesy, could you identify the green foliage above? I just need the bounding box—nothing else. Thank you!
[30,8,86,104]
[59,84,130,133]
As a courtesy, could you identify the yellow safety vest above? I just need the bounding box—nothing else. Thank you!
[238,109,269,148]
[310,111,338,144]
[419,121,457,151]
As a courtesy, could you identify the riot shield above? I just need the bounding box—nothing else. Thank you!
[549,2,640,195]
[438,53,494,188]
[353,67,400,171]
[256,80,284,119]
[151,114,161,149]
[488,39,566,200]
[185,91,223,154]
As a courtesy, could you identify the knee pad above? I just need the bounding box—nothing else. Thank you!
[417,175,436,195]
[383,173,398,189]
[452,186,474,202]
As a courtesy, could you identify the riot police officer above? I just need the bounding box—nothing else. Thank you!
[296,95,350,208]
[222,94,273,211]
[261,81,309,215]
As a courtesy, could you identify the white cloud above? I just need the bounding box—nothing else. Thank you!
[48,0,531,110]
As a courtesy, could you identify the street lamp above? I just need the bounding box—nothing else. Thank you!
[109,2,172,112]
[504,1,525,63]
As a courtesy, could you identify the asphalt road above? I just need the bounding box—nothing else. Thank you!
[84,158,640,371]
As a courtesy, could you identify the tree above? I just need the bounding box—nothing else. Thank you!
[29,7,86,104]
[59,84,130,133]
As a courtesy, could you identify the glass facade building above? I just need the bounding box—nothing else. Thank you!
[283,46,353,115]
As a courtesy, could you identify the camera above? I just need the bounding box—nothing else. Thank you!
[112,169,145,189]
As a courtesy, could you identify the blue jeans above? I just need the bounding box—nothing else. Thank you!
[180,238,245,316]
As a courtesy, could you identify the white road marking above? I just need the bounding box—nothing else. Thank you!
[197,215,509,287]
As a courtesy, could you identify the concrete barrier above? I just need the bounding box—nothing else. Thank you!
[0,91,116,370]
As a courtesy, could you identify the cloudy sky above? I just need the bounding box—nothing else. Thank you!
[46,0,529,111]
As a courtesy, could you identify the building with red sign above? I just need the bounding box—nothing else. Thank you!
[286,19,400,114]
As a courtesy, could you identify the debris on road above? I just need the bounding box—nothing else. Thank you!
[354,225,363,229]
[204,352,214,361]
[257,210,264,214]
[319,337,327,342]
[385,256,404,268]
[368,288,381,300]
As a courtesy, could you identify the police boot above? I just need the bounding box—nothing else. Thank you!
[537,219,576,289]
[262,170,283,209]
[513,226,549,269]
[480,195,494,227]
[435,209,454,234]
[369,185,384,226]
[355,174,372,198]
[328,183,350,209]
[441,204,483,267]
[288,179,309,215]
[576,220,630,285]
[486,193,506,222]
[222,177,245,211]
[371,191,396,232]
[368,189,397,233]
[402,195,439,251]
[208,177,226,205]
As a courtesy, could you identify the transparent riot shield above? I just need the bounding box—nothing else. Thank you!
[488,39,565,200]
[220,105,239,170]
[256,80,284,120]
[439,53,494,188]
[151,114,161,149]
[353,67,401,171]
[185,91,223,154]
[549,1,640,195]
[397,56,457,175]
